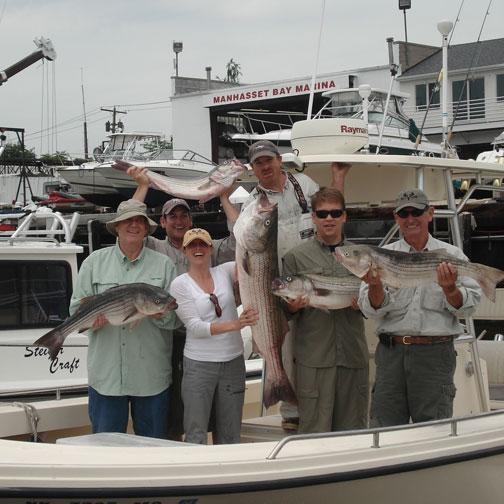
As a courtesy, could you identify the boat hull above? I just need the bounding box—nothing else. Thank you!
[2,412,504,503]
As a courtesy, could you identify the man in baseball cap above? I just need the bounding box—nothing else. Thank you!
[394,189,430,213]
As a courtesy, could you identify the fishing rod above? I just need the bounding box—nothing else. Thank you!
[447,0,493,144]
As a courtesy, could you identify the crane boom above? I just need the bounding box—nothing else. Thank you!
[0,37,56,86]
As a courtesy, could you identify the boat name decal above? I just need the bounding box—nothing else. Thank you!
[340,125,368,135]
[24,346,81,374]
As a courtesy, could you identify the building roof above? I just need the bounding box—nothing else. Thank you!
[400,38,504,78]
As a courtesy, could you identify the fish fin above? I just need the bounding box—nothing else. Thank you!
[128,319,142,330]
[477,266,504,302]
[32,328,65,361]
[313,288,331,296]
[242,251,251,275]
[262,368,297,409]
[122,308,141,324]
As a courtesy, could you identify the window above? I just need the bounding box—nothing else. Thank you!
[0,261,72,329]
[497,74,504,102]
[452,78,485,120]
[415,82,440,111]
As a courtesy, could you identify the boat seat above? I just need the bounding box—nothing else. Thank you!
[56,432,191,447]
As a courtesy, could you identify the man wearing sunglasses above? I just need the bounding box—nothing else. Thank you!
[243,140,351,432]
[281,187,369,434]
[358,189,482,427]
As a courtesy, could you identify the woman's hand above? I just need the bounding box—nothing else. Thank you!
[236,307,259,329]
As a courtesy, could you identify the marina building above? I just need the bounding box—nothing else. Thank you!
[171,38,504,163]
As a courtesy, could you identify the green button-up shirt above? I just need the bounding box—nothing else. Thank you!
[70,243,178,396]
[282,237,369,369]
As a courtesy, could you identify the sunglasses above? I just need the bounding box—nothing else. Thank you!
[209,293,222,317]
[395,207,427,219]
[314,209,344,219]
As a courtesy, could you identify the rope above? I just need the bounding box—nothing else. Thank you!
[9,402,40,442]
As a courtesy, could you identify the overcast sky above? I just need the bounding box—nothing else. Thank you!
[0,0,502,158]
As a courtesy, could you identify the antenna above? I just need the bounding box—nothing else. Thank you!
[306,0,326,120]
[81,68,89,160]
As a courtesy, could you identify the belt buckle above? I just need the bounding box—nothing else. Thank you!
[402,336,412,345]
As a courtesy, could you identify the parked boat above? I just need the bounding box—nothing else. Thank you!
[57,132,216,207]
[225,86,444,161]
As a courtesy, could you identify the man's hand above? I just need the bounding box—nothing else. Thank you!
[286,295,309,313]
[127,166,149,186]
[331,162,351,193]
[91,314,109,330]
[361,264,385,309]
[437,261,463,308]
[437,261,458,292]
[331,162,351,179]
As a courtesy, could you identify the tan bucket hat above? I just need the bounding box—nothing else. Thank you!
[106,199,157,236]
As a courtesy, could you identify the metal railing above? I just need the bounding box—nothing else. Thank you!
[403,96,504,132]
[266,409,504,460]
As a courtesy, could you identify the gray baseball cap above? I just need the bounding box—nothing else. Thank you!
[106,199,157,236]
[162,198,191,216]
[248,140,280,164]
[394,189,430,212]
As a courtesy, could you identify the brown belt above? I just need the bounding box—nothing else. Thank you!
[379,334,454,347]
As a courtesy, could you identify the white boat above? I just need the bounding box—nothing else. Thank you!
[476,130,504,165]
[225,86,444,161]
[57,131,215,207]
[2,137,504,502]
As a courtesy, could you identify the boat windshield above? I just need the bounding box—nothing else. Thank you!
[96,135,163,163]
[318,91,410,129]
[0,260,72,329]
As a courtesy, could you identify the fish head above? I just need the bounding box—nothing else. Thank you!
[271,275,309,300]
[235,192,278,253]
[209,159,246,188]
[334,245,373,278]
[134,285,178,315]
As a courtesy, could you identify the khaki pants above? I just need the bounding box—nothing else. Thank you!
[297,363,369,433]
[370,341,456,427]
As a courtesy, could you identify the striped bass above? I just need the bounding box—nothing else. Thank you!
[113,159,246,203]
[272,273,361,310]
[234,192,295,408]
[334,244,504,302]
[33,283,178,360]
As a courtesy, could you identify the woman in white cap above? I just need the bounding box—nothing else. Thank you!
[70,199,178,439]
[170,228,258,444]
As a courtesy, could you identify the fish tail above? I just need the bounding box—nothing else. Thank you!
[478,267,504,302]
[263,371,297,409]
[33,328,65,361]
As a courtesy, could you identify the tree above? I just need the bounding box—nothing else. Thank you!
[225,58,242,84]
[39,151,71,165]
[0,143,36,162]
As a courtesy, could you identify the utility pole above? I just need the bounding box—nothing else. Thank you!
[101,106,127,133]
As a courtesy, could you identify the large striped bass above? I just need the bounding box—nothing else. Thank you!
[334,244,504,302]
[272,273,361,310]
[234,192,295,408]
[33,283,178,360]
[113,159,246,203]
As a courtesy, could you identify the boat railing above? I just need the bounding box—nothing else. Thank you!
[266,408,504,460]
[0,382,87,401]
[0,209,80,244]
